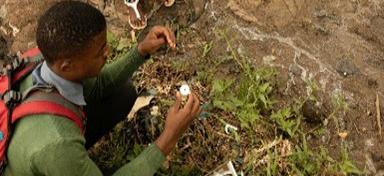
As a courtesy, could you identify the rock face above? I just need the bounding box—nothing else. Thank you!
[302,100,325,124]
[0,0,64,52]
[228,0,305,28]
[335,57,360,77]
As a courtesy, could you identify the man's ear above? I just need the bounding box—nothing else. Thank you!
[59,59,73,72]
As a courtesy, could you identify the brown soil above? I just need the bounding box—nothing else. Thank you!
[225,0,384,172]
[1,0,383,174]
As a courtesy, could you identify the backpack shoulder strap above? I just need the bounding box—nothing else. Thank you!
[11,90,85,133]
[0,62,39,95]
[20,47,41,59]
[11,47,42,88]
[11,62,39,85]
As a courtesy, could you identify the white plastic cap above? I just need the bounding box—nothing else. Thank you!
[179,84,191,96]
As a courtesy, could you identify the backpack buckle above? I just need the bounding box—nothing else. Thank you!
[2,90,22,106]
[1,55,28,75]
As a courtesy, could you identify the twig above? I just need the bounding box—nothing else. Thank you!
[180,137,192,151]
[376,93,381,136]
[254,155,269,168]
[306,124,322,135]
[353,122,362,135]
[130,30,137,43]
[253,138,282,155]
[282,0,294,17]
[214,131,236,141]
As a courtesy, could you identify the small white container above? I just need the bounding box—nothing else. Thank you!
[179,84,191,96]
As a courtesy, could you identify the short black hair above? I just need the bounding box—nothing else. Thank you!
[36,1,106,63]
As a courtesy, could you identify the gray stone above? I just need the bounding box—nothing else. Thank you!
[336,57,360,77]
[289,64,302,76]
[302,100,325,124]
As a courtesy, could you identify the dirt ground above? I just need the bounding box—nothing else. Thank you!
[227,0,384,172]
[223,0,384,172]
[1,0,384,175]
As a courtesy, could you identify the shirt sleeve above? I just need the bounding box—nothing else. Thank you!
[113,144,166,176]
[31,139,165,176]
[83,46,148,102]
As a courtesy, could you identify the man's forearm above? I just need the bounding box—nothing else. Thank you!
[154,129,180,156]
[83,46,147,101]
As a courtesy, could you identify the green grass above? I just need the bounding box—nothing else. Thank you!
[195,30,361,175]
[91,29,363,176]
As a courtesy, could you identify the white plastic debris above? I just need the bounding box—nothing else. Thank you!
[179,84,191,96]
[124,0,142,20]
[164,0,175,7]
[150,106,160,116]
[9,22,19,37]
[213,161,238,176]
[127,95,154,119]
[224,124,238,134]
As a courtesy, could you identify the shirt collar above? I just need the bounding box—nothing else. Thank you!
[32,62,87,106]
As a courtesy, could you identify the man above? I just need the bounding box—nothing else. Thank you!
[5,1,200,175]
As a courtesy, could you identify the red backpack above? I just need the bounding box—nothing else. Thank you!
[0,48,85,172]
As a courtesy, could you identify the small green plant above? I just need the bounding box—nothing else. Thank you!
[271,108,300,137]
[289,136,322,175]
[210,78,236,112]
[170,59,188,72]
[202,41,213,58]
[304,78,320,101]
[208,31,278,133]
[106,31,132,61]
[266,148,279,176]
[327,92,349,132]
[210,70,276,131]
[338,147,362,175]
[107,31,119,48]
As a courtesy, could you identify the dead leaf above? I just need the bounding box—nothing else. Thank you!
[376,93,381,136]
[338,132,348,139]
[8,22,19,37]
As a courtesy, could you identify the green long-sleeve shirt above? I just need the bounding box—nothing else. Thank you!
[5,47,165,176]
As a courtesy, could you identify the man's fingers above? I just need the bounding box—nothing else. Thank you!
[153,26,176,49]
[183,93,195,113]
[166,28,176,49]
[191,95,200,117]
[171,92,182,112]
[160,29,175,49]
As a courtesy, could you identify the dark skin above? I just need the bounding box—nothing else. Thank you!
[49,26,200,156]
[156,92,201,155]
[48,30,109,82]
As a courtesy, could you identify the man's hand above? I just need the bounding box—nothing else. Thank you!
[137,26,176,56]
[155,92,201,155]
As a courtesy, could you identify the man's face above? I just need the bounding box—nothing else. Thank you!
[71,29,109,80]
[50,29,109,83]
